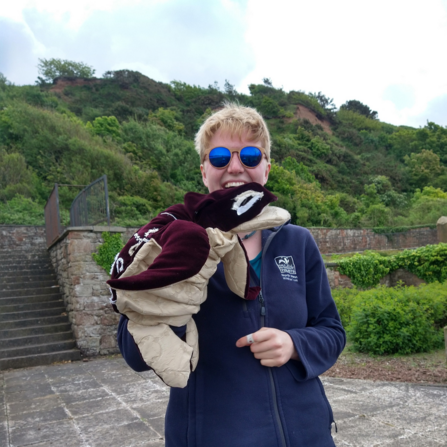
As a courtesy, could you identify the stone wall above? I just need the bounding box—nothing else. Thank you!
[310,227,437,254]
[0,225,46,250]
[48,226,136,356]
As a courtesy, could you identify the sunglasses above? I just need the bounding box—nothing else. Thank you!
[204,146,266,169]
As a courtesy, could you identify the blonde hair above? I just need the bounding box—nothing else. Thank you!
[195,103,271,163]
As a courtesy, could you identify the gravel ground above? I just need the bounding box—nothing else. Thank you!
[323,347,447,385]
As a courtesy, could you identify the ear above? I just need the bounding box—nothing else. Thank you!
[262,162,271,186]
[200,164,209,188]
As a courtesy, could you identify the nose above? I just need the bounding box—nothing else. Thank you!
[227,152,244,174]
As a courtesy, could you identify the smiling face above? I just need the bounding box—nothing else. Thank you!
[200,129,271,193]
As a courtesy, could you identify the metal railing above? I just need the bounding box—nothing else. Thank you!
[44,184,63,247]
[70,175,110,227]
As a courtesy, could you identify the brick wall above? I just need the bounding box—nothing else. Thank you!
[0,225,46,250]
[310,227,437,254]
[48,226,136,356]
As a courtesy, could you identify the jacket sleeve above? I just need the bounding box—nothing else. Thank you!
[117,315,187,372]
[284,232,346,381]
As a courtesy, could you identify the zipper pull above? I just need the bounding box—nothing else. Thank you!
[259,291,266,316]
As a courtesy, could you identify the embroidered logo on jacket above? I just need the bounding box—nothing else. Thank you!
[274,256,298,282]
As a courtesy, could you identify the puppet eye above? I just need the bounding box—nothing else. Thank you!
[231,190,264,216]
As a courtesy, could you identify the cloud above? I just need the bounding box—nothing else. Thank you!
[0,18,39,84]
[408,94,447,127]
[7,0,254,88]
[241,0,447,127]
[382,85,416,111]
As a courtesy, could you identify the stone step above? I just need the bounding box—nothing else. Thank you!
[0,322,72,339]
[0,299,64,314]
[0,339,77,359]
[0,274,57,284]
[0,262,53,272]
[0,285,60,298]
[0,269,55,278]
[1,331,73,349]
[1,279,59,290]
[0,293,62,306]
[0,349,81,370]
[0,248,48,256]
[0,307,67,322]
[1,314,69,330]
[0,253,51,263]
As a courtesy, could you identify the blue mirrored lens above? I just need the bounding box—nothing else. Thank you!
[209,147,231,168]
[240,146,262,167]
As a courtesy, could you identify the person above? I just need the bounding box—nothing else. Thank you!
[117,103,346,447]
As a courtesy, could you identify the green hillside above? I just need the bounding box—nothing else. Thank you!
[1,69,447,229]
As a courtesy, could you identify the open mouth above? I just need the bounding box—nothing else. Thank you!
[224,182,246,188]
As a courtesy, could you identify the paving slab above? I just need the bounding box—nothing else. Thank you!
[1,356,446,447]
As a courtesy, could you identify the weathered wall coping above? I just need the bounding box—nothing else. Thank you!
[47,225,130,250]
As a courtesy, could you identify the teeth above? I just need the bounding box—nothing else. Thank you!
[225,182,245,188]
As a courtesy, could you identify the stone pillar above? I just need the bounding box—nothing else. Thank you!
[444,326,447,362]
[48,226,137,356]
[437,217,447,243]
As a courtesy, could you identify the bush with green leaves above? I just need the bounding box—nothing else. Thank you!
[337,243,447,288]
[394,243,447,284]
[92,232,125,273]
[331,286,359,328]
[346,285,446,355]
[0,195,45,225]
[337,251,391,288]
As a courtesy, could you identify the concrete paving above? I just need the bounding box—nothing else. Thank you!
[1,357,446,447]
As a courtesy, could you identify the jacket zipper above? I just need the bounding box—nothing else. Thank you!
[260,227,288,447]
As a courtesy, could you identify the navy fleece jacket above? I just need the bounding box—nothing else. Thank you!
[118,223,346,447]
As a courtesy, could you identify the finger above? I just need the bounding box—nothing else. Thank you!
[236,333,256,347]
[253,349,278,360]
[250,340,277,354]
[260,358,281,367]
[236,328,276,348]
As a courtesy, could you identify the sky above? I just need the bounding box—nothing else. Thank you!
[1,0,446,128]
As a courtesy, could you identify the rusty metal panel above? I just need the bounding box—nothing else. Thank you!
[70,175,110,227]
[44,184,63,247]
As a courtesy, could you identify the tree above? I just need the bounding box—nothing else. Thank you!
[37,58,96,83]
[224,79,237,96]
[309,91,336,112]
[86,116,121,140]
[340,100,378,120]
[0,72,9,86]
[404,149,444,188]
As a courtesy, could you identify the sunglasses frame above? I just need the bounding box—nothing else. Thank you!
[203,146,267,169]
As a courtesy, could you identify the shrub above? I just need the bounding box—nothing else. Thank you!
[337,243,447,288]
[92,232,125,273]
[332,286,359,328]
[337,252,391,288]
[394,243,447,284]
[347,285,445,355]
[0,195,45,225]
